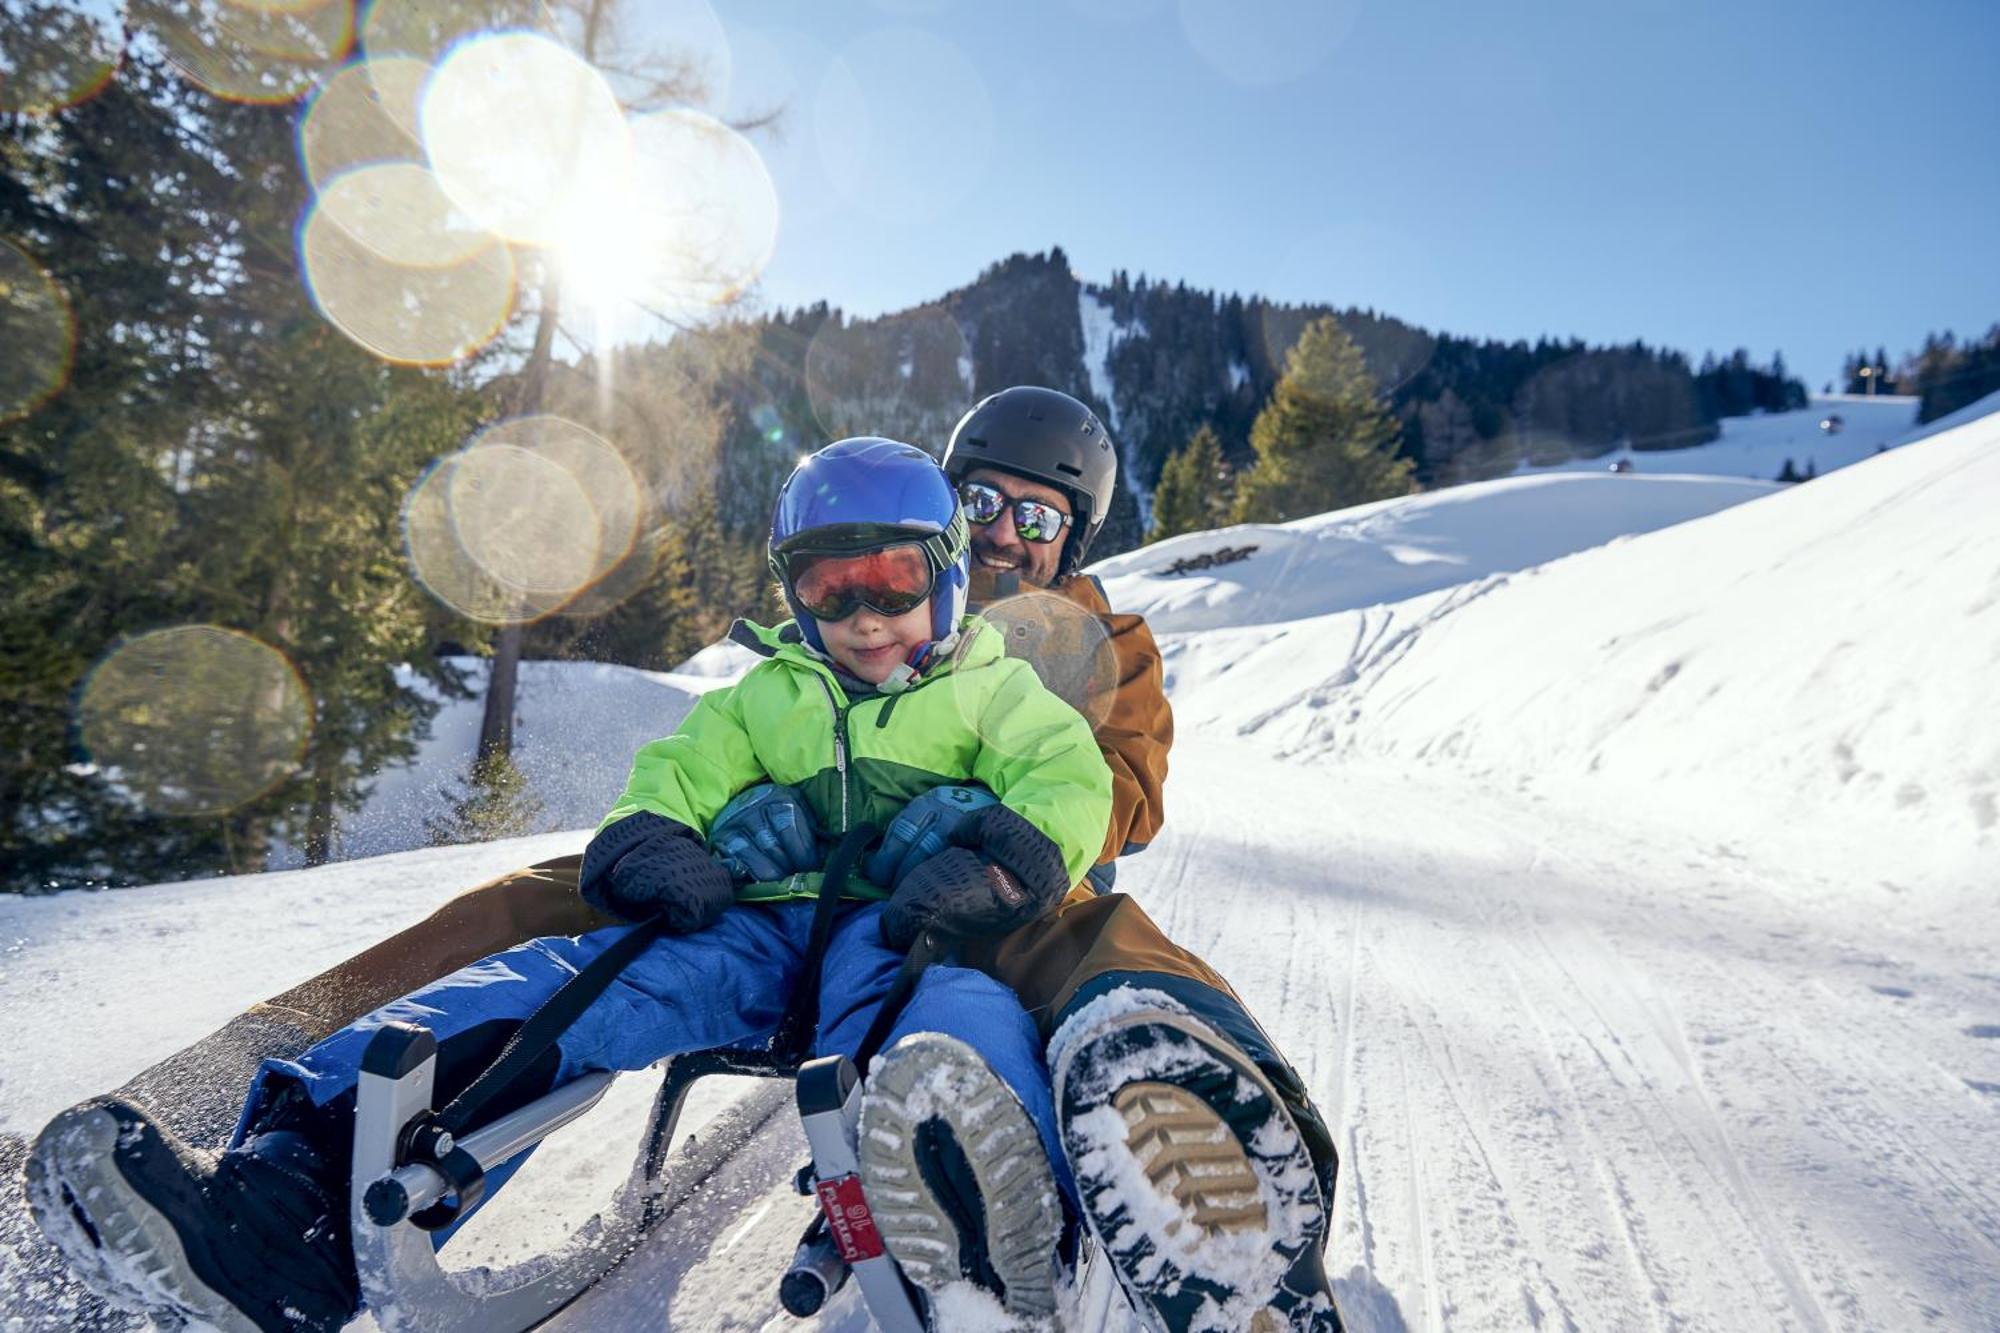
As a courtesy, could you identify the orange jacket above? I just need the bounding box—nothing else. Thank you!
[1053,575,1173,864]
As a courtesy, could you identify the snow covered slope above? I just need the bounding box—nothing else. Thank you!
[4,399,1996,1332]
[282,658,713,866]
[1091,472,1778,634]
[1521,394,1918,481]
[1166,404,2000,900]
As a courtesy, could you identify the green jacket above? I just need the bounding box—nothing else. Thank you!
[599,617,1114,903]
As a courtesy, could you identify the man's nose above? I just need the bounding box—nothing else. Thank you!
[985,506,1023,546]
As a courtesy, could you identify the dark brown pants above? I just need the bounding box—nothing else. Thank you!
[224,856,1334,1197]
[252,859,1233,1047]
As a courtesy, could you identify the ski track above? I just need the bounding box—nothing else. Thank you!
[5,741,1997,1331]
[1114,739,1997,1333]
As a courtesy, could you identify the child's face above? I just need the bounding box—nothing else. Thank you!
[819,598,934,684]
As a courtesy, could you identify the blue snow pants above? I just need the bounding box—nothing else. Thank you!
[237,899,1073,1206]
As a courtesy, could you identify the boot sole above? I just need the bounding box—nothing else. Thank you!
[25,1103,263,1333]
[1055,1006,1337,1332]
[1113,1082,1269,1239]
[859,1033,1063,1320]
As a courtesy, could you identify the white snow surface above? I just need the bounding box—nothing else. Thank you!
[6,403,2000,1330]
[272,657,725,867]
[1091,470,1780,635]
[1519,394,1918,482]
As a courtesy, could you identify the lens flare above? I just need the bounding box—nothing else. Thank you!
[950,591,1118,756]
[420,31,631,247]
[402,440,608,624]
[298,197,514,364]
[804,304,968,443]
[360,0,550,67]
[297,55,428,189]
[557,107,778,321]
[1176,0,1361,87]
[77,626,312,816]
[448,443,602,597]
[141,0,355,104]
[815,27,992,225]
[0,0,123,116]
[0,238,76,426]
[313,161,493,267]
[473,415,642,600]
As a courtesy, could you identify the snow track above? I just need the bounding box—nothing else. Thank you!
[1114,739,1998,1332]
[3,740,1994,1331]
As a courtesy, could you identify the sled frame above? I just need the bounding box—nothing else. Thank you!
[351,1022,794,1332]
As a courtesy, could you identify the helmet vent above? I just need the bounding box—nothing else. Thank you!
[1056,462,1083,477]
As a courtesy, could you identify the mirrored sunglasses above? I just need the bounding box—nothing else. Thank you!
[958,481,1073,544]
[785,543,936,622]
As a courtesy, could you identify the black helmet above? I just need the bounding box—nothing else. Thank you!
[942,386,1118,576]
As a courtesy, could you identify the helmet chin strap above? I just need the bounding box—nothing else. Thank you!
[880,633,955,694]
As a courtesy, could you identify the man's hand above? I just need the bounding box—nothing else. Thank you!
[579,812,736,931]
[710,784,821,883]
[864,784,999,888]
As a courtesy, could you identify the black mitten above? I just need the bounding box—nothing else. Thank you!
[579,812,735,931]
[881,848,1034,948]
[879,804,1074,947]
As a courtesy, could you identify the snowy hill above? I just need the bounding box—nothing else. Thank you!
[1091,471,1777,634]
[1518,394,1918,482]
[279,658,725,867]
[1162,405,2000,900]
[5,401,1998,1331]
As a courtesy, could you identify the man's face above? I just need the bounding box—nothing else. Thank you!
[962,466,1072,589]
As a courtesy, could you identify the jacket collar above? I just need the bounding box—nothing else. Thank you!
[726,617,1004,691]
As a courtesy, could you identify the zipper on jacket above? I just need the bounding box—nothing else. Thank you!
[813,674,851,832]
[875,692,900,729]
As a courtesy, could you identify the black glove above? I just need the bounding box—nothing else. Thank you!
[579,812,735,931]
[880,804,1073,948]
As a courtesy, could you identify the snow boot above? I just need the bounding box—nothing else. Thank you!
[1051,992,1342,1333]
[858,1032,1066,1325]
[24,1097,358,1333]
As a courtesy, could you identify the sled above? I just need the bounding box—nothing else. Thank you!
[351,1035,932,1330]
[346,823,930,1331]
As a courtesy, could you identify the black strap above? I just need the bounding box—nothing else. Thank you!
[852,930,945,1074]
[435,911,672,1137]
[434,823,880,1140]
[770,824,878,1062]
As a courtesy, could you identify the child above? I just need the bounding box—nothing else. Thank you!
[29,437,1113,1332]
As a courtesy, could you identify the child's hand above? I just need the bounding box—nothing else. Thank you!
[579,813,736,930]
[864,785,999,888]
[709,784,821,883]
[880,804,1073,947]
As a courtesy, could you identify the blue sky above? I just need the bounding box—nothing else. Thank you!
[699,0,1999,389]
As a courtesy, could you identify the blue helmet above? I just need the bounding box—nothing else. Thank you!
[768,437,970,653]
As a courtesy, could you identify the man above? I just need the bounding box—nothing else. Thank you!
[38,389,1340,1331]
[941,387,1341,1331]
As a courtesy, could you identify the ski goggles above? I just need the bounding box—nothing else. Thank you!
[958,481,1073,544]
[783,543,937,622]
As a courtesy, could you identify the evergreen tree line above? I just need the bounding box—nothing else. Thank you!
[0,47,759,891]
[1841,328,2000,423]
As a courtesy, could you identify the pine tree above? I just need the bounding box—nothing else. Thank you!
[1,52,484,887]
[1231,317,1412,523]
[1147,424,1232,542]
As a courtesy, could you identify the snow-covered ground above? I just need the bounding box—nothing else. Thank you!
[274,658,729,867]
[1092,471,1779,635]
[1521,394,1918,482]
[4,402,1997,1331]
